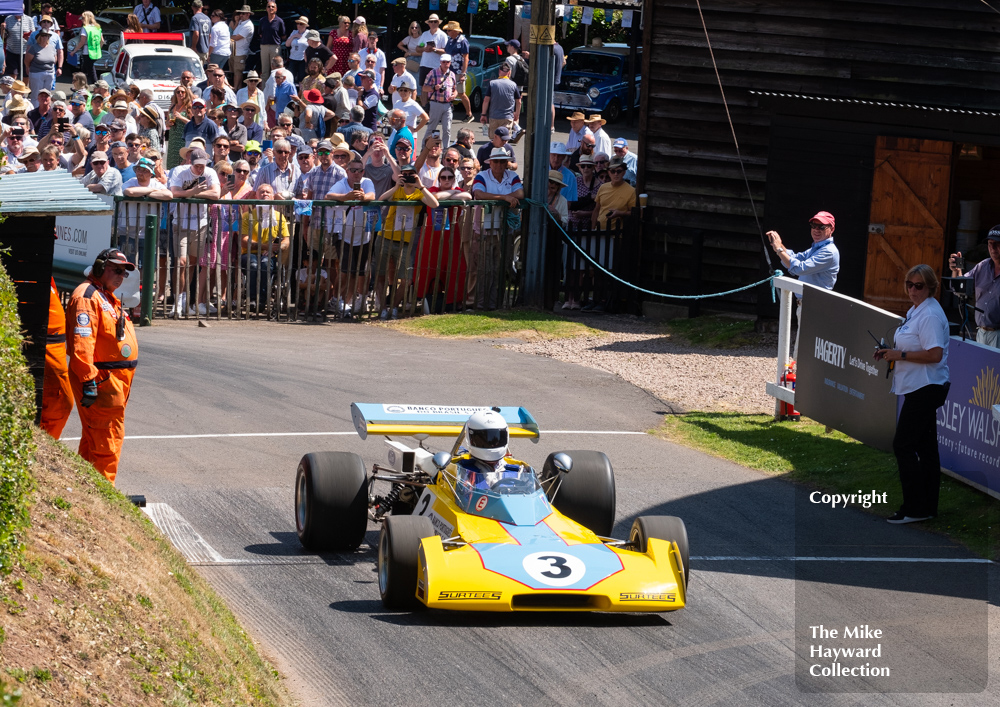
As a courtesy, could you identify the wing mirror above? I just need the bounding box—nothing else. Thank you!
[432,451,451,471]
[552,452,573,474]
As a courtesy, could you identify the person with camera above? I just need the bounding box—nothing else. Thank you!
[766,211,840,359]
[421,53,456,151]
[949,227,1000,349]
[874,264,950,524]
[66,248,139,484]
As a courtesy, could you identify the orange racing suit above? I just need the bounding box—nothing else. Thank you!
[40,279,75,439]
[66,276,139,484]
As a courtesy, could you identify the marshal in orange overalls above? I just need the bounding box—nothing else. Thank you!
[66,276,139,484]
[40,278,75,439]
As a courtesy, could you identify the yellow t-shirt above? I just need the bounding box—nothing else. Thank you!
[384,186,427,243]
[595,181,637,228]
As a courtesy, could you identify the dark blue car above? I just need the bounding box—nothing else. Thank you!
[553,43,642,123]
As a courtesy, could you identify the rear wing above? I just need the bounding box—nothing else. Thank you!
[351,403,540,441]
[121,32,185,46]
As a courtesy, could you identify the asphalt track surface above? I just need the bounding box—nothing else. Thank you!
[61,321,999,706]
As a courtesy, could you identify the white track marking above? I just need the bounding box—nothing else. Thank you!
[692,556,991,563]
[62,429,646,441]
[143,503,326,566]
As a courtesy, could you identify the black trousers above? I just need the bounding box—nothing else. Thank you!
[893,383,948,517]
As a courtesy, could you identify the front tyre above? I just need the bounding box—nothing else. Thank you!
[378,515,436,610]
[604,98,622,123]
[470,87,483,114]
[295,452,368,551]
[630,515,690,586]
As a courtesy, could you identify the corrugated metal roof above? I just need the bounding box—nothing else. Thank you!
[749,90,1000,118]
[0,170,114,215]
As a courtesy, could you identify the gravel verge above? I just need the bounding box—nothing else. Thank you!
[500,314,780,414]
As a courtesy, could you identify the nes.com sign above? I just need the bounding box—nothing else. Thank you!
[52,195,115,277]
[795,286,902,452]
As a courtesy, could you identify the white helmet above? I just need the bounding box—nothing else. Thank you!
[466,409,509,462]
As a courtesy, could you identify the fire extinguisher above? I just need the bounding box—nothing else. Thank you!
[780,361,800,421]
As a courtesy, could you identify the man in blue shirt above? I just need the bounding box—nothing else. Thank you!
[183,98,221,144]
[611,138,638,187]
[767,211,841,359]
[443,21,471,121]
[271,69,296,117]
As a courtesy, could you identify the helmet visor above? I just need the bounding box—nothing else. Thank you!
[469,426,508,450]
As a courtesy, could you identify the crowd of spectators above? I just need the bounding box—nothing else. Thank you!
[1,4,640,319]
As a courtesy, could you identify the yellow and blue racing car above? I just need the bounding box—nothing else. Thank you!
[294,404,689,613]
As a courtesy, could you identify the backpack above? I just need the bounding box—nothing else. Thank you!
[510,55,529,87]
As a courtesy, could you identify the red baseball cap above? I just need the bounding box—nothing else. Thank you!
[809,211,835,229]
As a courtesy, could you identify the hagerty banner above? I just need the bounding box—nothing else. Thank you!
[795,285,902,452]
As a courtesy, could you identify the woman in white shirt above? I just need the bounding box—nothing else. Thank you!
[286,17,310,83]
[398,21,422,76]
[208,11,231,69]
[874,264,950,525]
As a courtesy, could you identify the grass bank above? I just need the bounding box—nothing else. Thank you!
[656,413,997,559]
[385,309,599,340]
[0,431,294,705]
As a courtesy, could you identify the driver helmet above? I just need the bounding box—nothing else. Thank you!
[466,409,509,462]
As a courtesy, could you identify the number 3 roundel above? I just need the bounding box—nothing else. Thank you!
[522,551,586,587]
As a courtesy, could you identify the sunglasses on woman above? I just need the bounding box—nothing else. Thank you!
[904,281,925,290]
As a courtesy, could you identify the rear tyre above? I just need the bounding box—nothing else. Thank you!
[378,515,435,610]
[470,87,483,114]
[541,450,616,536]
[295,452,369,551]
[630,515,690,586]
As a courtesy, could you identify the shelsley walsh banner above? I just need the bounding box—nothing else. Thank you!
[934,338,1000,498]
[794,285,902,452]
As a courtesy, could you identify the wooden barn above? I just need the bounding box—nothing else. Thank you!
[636,0,1000,316]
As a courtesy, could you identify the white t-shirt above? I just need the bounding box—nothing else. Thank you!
[418,30,449,69]
[419,161,440,188]
[390,71,417,106]
[396,98,426,129]
[328,176,375,245]
[134,3,161,31]
[232,19,254,56]
[298,267,328,283]
[358,48,387,83]
[120,177,167,229]
[891,296,950,396]
[209,22,231,57]
[167,165,220,229]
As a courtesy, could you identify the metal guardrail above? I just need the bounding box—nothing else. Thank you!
[111,196,518,324]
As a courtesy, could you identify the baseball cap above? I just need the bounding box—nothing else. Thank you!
[317,139,334,151]
[391,57,406,66]
[111,119,127,130]
[494,126,511,140]
[192,97,206,106]
[549,141,569,155]
[399,162,417,173]
[96,248,136,271]
[95,80,110,90]
[0,76,13,88]
[244,140,262,153]
[354,15,366,24]
[810,211,836,229]
[190,148,210,165]
[37,87,51,96]
[135,157,156,172]
[440,53,452,62]
[297,145,314,156]
[506,39,521,49]
[305,29,321,41]
[612,137,628,149]
[988,225,1000,241]
[90,151,109,163]
[110,141,128,150]
[608,156,626,170]
[359,70,376,81]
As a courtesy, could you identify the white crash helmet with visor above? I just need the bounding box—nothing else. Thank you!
[466,409,509,462]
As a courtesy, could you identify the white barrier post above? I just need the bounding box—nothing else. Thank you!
[770,276,802,420]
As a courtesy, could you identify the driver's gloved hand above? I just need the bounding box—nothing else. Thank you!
[81,380,98,408]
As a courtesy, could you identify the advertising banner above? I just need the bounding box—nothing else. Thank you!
[935,338,1000,497]
[795,285,902,452]
[52,195,115,280]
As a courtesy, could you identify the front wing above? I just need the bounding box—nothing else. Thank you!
[416,534,686,612]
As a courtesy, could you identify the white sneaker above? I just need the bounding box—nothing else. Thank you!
[352,294,366,314]
[207,302,218,315]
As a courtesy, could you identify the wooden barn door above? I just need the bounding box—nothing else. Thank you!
[864,137,952,314]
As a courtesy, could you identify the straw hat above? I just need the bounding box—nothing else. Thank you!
[586,113,606,126]
[10,80,29,95]
[443,21,463,32]
[567,111,586,121]
[548,169,567,187]
[180,137,208,158]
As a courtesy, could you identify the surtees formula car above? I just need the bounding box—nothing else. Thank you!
[294,404,689,612]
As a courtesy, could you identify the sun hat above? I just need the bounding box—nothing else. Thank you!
[305,29,321,41]
[304,89,323,104]
[488,147,511,161]
[549,141,570,155]
[443,21,463,32]
[296,16,308,25]
[548,169,567,187]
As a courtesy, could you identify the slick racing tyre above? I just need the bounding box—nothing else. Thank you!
[541,450,616,537]
[295,452,369,551]
[378,515,435,610]
[630,515,690,586]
